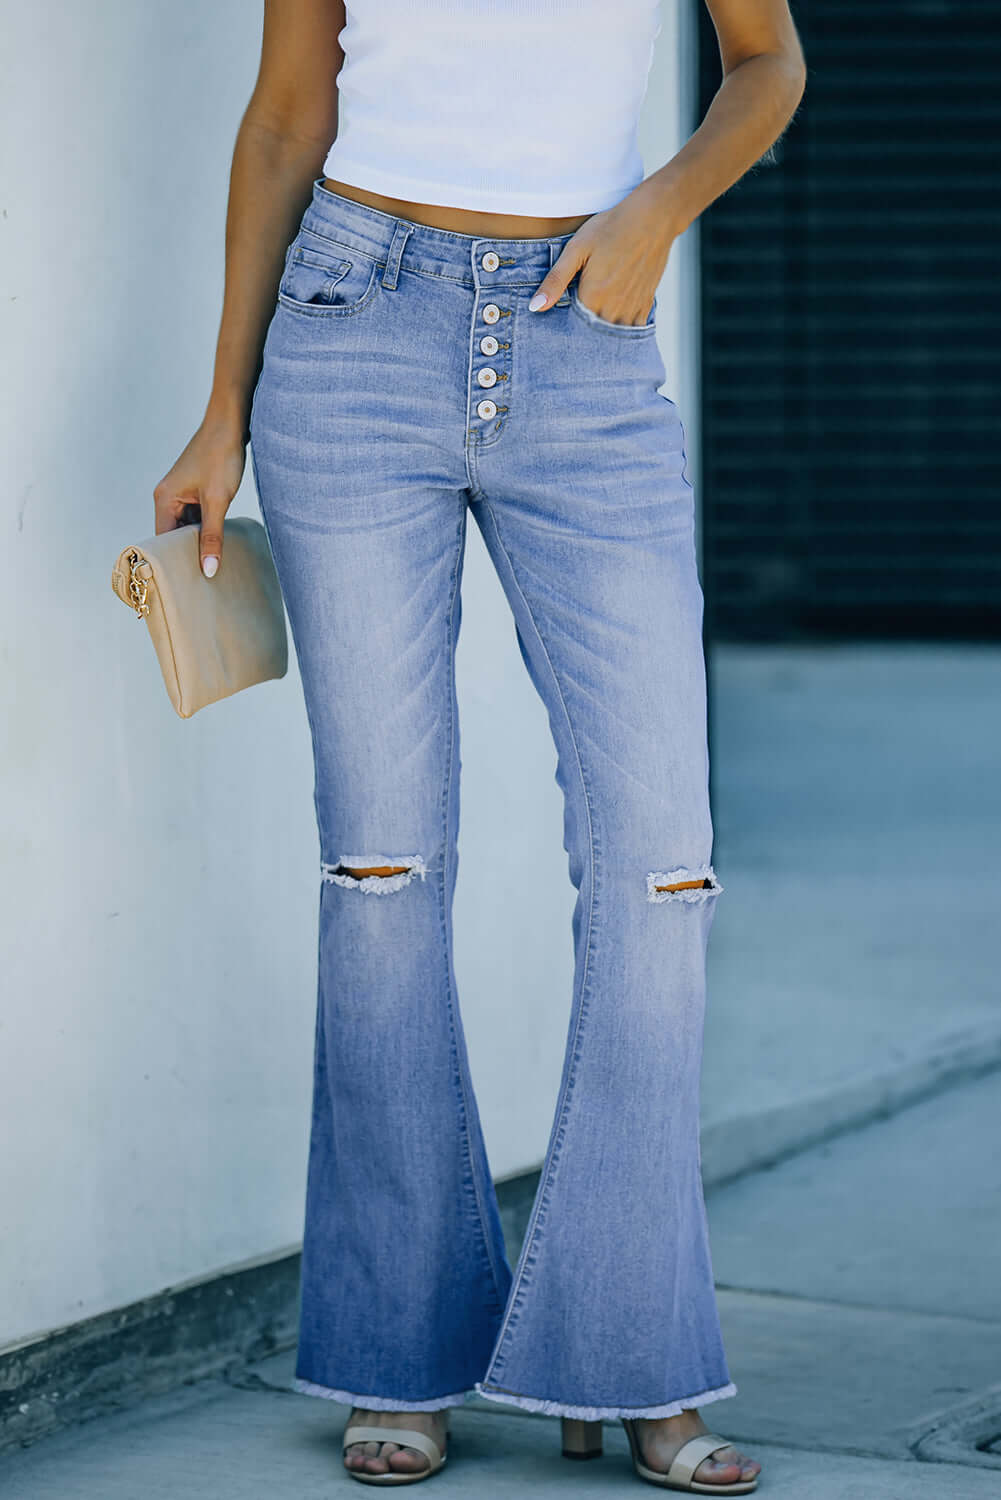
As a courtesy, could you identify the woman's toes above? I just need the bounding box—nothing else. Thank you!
[352,1439,432,1476]
[360,1439,392,1473]
[375,1440,401,1468]
[733,1448,762,1480]
[692,1445,752,1484]
[387,1444,430,1473]
[344,1442,373,1471]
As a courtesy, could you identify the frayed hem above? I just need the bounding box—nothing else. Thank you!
[321,854,428,894]
[293,1376,470,1411]
[473,1379,738,1421]
[646,865,723,904]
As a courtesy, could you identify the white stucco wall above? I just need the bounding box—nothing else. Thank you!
[1,1,700,1347]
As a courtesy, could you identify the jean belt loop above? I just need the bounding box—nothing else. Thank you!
[382,222,413,291]
[549,240,572,307]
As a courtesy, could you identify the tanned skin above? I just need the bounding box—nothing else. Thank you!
[154,0,804,583]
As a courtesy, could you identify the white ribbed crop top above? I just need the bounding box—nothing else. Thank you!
[322,0,663,216]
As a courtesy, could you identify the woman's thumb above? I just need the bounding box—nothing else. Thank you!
[528,242,585,313]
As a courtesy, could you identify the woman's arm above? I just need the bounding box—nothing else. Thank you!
[154,0,345,576]
[530,0,807,325]
[638,0,807,239]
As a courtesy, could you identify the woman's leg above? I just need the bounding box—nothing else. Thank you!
[466,302,735,1427]
[248,219,512,1439]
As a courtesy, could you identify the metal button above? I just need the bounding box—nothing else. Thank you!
[482,303,501,325]
[481,250,500,272]
[476,398,497,420]
[479,334,499,356]
[477,367,498,388]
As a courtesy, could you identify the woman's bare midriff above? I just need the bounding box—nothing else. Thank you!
[322,177,593,238]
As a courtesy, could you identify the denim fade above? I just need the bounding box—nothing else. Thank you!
[248,178,735,1421]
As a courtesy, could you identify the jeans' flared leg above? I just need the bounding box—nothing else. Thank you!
[248,289,512,1408]
[248,182,733,1421]
[468,305,734,1420]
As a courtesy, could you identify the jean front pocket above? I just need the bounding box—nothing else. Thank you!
[569,284,658,338]
[277,232,380,317]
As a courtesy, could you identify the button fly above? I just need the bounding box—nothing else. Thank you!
[481,250,500,272]
[470,281,509,439]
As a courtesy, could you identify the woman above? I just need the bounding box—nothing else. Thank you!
[155,1,805,1488]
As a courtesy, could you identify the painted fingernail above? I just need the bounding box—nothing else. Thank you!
[528,292,548,312]
[202,555,219,578]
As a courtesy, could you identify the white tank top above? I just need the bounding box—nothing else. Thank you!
[322,0,663,216]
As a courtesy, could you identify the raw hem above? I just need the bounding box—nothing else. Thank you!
[293,1376,470,1411]
[473,1379,738,1422]
[318,154,641,217]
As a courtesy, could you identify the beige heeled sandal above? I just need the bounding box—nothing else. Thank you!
[562,1416,759,1494]
[342,1421,448,1486]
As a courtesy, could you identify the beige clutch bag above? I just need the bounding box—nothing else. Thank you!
[111,517,288,718]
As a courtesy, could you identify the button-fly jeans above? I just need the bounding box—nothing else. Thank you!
[248,179,734,1422]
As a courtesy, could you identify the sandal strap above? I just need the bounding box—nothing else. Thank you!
[343,1425,443,1465]
[668,1434,734,1486]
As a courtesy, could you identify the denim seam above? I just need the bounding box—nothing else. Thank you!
[472,497,599,1384]
[463,296,480,491]
[300,225,564,293]
[289,247,352,286]
[405,264,544,289]
[276,267,382,319]
[404,263,549,290]
[402,265,474,287]
[437,503,508,1315]
[302,224,557,292]
[249,442,327,869]
[569,285,658,338]
[250,435,337,1376]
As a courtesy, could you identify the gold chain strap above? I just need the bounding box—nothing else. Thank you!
[127,549,150,620]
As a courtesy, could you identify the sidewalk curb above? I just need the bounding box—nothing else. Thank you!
[699,1018,1001,1190]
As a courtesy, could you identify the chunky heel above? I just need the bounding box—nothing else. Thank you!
[561,1417,604,1460]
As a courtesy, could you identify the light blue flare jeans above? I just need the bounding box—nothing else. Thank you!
[248,179,734,1422]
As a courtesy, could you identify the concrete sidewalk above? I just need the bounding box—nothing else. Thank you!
[701,644,1001,1184]
[2,1384,994,1499]
[8,1069,1000,1496]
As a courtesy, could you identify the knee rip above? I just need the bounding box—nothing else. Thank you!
[321,854,427,894]
[647,866,723,904]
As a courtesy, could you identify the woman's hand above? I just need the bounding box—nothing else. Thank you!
[527,187,677,327]
[153,413,248,577]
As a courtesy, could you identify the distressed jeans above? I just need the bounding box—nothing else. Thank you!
[248,179,734,1421]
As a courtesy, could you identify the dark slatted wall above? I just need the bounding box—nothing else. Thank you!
[697,0,1001,640]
